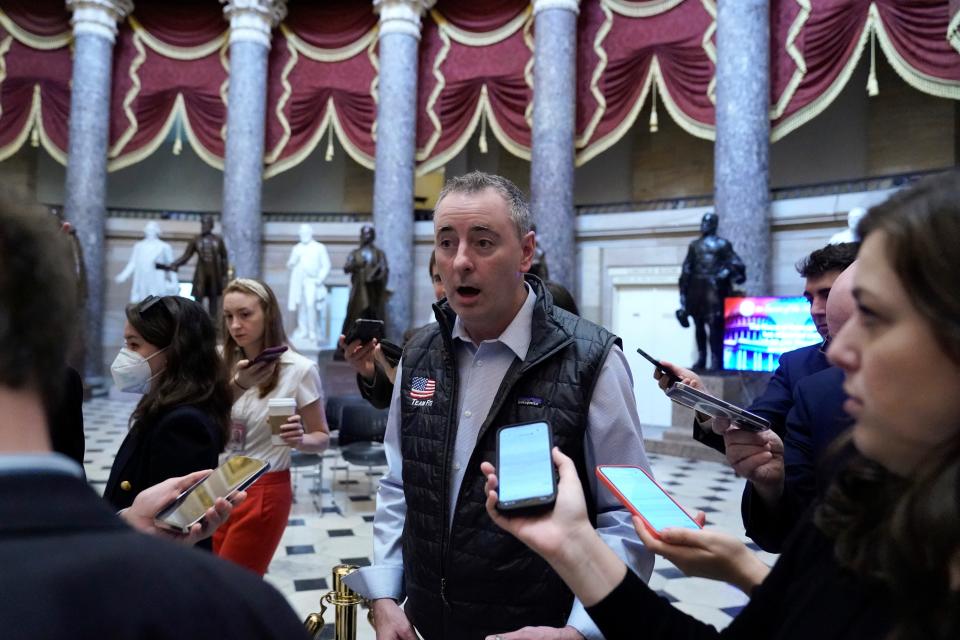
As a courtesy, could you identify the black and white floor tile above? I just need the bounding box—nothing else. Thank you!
[82,392,775,639]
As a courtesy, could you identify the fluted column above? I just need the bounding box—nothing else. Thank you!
[219,0,286,278]
[371,0,434,339]
[64,0,133,385]
[530,0,579,291]
[714,0,771,295]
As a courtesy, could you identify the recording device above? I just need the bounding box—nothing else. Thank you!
[154,455,270,533]
[378,339,403,367]
[496,421,557,512]
[345,319,385,345]
[636,347,681,384]
[665,383,771,432]
[250,345,287,365]
[596,465,702,538]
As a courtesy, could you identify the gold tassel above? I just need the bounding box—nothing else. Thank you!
[324,124,335,161]
[649,82,659,133]
[478,108,489,154]
[172,116,183,156]
[30,121,39,147]
[866,28,879,97]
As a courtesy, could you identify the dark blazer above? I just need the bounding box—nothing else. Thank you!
[48,367,85,466]
[104,405,222,512]
[0,469,309,640]
[742,366,852,551]
[693,343,830,453]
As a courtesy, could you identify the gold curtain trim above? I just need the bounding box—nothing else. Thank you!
[326,100,374,169]
[219,42,230,144]
[576,61,654,165]
[368,26,380,143]
[0,80,39,163]
[602,0,684,18]
[264,98,334,178]
[0,34,12,124]
[523,16,534,129]
[429,6,531,47]
[415,15,452,162]
[700,0,717,105]
[107,93,182,171]
[0,10,70,50]
[128,15,227,60]
[264,31,298,164]
[870,3,960,99]
[108,30,147,159]
[950,3,960,55]
[280,22,377,62]
[770,0,812,120]
[36,85,67,165]
[575,1,614,149]
[178,97,225,170]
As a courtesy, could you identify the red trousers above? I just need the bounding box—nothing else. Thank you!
[213,469,292,576]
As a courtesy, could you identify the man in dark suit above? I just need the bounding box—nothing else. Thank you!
[0,206,309,639]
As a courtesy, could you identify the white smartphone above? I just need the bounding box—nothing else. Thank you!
[154,455,270,533]
[596,465,702,539]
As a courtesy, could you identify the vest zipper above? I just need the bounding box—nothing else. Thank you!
[441,577,449,607]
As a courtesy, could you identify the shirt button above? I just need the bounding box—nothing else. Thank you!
[120,481,132,491]
[453,462,461,471]
[464,410,472,417]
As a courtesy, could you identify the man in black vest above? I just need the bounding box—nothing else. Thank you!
[345,172,654,640]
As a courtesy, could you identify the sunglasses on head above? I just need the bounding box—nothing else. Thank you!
[135,295,179,318]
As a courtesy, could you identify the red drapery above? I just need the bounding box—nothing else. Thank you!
[0,0,957,175]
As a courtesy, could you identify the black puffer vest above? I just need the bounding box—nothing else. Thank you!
[398,278,621,639]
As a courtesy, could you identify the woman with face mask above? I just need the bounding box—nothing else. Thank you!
[214,278,330,575]
[480,173,960,640]
[103,295,232,551]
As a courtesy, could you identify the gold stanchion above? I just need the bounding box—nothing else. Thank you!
[304,564,371,640]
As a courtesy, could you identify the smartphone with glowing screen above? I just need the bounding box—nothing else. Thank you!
[596,465,702,538]
[496,421,556,512]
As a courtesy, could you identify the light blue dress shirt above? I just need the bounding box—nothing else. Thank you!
[345,286,655,640]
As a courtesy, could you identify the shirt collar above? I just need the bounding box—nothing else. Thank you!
[451,283,536,360]
[0,452,84,478]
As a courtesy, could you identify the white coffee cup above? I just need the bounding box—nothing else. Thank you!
[267,397,297,446]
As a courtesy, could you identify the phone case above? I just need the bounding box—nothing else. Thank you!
[155,460,271,533]
[345,320,384,344]
[495,421,557,512]
[595,465,701,539]
[665,383,770,432]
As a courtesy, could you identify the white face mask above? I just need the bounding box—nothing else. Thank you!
[110,347,165,394]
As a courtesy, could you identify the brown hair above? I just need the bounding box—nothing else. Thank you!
[816,172,960,639]
[221,278,289,398]
[126,296,231,446]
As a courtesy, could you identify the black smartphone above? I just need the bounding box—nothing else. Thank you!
[378,339,403,366]
[636,347,680,384]
[154,455,270,533]
[345,319,385,345]
[251,345,288,365]
[496,421,557,512]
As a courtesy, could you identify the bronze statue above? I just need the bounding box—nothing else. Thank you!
[677,212,746,370]
[156,214,228,315]
[341,225,389,336]
[528,223,550,281]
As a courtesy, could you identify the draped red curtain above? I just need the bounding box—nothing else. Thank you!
[0,0,957,174]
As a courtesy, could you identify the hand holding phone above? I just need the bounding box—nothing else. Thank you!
[496,421,557,512]
[636,348,681,386]
[596,465,701,538]
[251,345,287,365]
[345,319,385,345]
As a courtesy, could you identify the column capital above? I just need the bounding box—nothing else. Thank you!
[66,0,133,43]
[220,0,287,48]
[373,0,436,40]
[532,0,580,16]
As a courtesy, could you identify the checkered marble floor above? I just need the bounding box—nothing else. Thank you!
[81,392,776,639]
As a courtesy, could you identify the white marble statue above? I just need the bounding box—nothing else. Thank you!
[286,224,332,344]
[829,207,866,245]
[115,221,179,302]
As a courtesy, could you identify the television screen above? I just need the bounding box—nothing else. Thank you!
[723,296,822,372]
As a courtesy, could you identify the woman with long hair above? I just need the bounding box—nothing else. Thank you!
[104,295,232,549]
[480,172,960,639]
[215,278,329,575]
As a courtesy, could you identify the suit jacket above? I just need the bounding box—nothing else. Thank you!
[49,367,85,466]
[0,469,309,640]
[104,405,222,512]
[693,342,830,453]
[742,366,853,551]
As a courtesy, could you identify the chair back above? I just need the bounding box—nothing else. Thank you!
[324,395,365,432]
[338,403,389,447]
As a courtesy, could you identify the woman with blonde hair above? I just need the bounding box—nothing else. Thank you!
[215,278,330,575]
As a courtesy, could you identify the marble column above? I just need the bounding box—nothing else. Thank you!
[64,0,133,386]
[714,0,771,295]
[371,0,434,339]
[220,0,286,278]
[530,0,579,292]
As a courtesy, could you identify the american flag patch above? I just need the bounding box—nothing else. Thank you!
[409,376,437,400]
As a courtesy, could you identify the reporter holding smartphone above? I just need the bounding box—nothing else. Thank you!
[103,296,233,551]
[218,278,330,575]
[483,173,960,640]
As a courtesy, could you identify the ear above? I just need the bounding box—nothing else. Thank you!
[519,230,535,273]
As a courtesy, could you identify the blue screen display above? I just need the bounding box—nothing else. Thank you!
[599,466,699,532]
[723,296,823,372]
[498,423,554,504]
